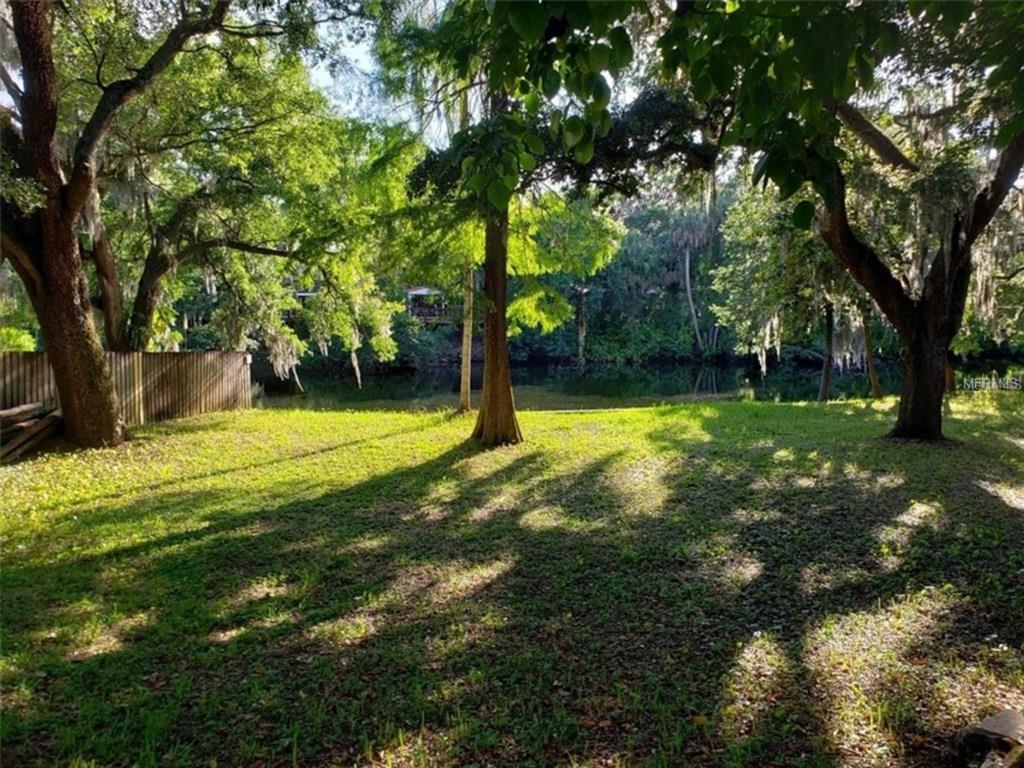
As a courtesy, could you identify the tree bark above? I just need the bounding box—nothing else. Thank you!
[86,213,127,351]
[862,310,883,397]
[683,247,705,356]
[890,325,947,440]
[458,267,473,412]
[28,227,123,446]
[471,206,522,447]
[123,245,176,351]
[818,300,834,402]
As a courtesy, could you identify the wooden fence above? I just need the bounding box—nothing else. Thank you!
[0,351,251,427]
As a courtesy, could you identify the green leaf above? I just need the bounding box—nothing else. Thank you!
[692,73,713,103]
[791,200,816,229]
[588,43,611,73]
[608,26,633,69]
[520,152,537,172]
[592,75,611,110]
[574,139,594,164]
[524,91,541,115]
[994,114,1024,148]
[542,67,561,99]
[487,179,512,210]
[467,172,487,194]
[525,132,545,154]
[508,2,548,42]
[550,109,562,135]
[709,55,733,94]
[563,115,585,148]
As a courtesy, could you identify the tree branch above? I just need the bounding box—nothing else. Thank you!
[66,0,231,218]
[966,126,1024,246]
[835,102,919,173]
[0,65,23,114]
[10,0,63,191]
[996,263,1024,282]
[181,238,295,260]
[818,169,913,329]
[1,231,42,296]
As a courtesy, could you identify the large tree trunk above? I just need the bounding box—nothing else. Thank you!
[683,247,705,356]
[471,207,522,447]
[30,226,123,447]
[458,267,473,412]
[818,300,834,402]
[9,1,122,447]
[890,322,948,440]
[862,310,883,397]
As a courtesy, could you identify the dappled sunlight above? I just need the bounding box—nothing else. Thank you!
[772,447,795,461]
[519,504,605,532]
[977,479,1024,511]
[365,727,460,768]
[1003,434,1024,452]
[804,585,964,762]
[598,456,674,518]
[802,585,1024,763]
[218,575,297,618]
[799,563,873,597]
[65,610,154,663]
[874,501,943,571]
[3,401,1022,766]
[338,534,394,554]
[842,462,905,492]
[682,532,764,591]
[750,457,833,490]
[730,506,783,524]
[717,632,794,746]
[431,557,516,605]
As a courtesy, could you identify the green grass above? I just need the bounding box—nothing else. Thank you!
[1,394,1022,767]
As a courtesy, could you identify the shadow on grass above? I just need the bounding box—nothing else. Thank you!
[2,403,1022,767]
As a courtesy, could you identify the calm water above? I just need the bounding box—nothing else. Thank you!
[256,360,1021,412]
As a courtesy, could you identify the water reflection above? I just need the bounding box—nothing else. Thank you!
[257,360,990,411]
[260,361,1024,412]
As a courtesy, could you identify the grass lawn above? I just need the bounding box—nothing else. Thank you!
[1,395,1022,767]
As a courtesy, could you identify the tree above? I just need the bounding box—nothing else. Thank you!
[480,0,1022,439]
[656,0,1024,438]
[398,0,723,444]
[1,0,361,446]
[714,179,876,400]
[372,4,483,412]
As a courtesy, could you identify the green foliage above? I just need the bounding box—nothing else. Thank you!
[0,327,35,351]
[505,194,623,336]
[0,153,44,214]
[714,178,856,360]
[0,263,37,349]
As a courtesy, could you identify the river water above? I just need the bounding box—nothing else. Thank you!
[259,360,1021,411]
